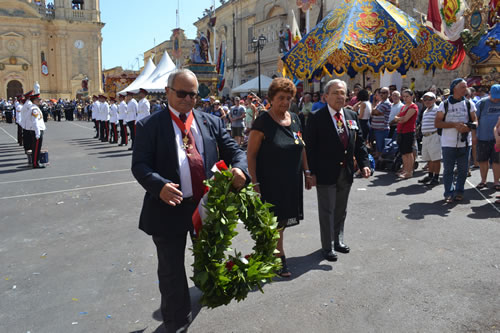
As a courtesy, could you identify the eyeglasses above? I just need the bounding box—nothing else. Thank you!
[170,87,197,99]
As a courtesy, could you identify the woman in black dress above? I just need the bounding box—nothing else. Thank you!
[247,78,313,277]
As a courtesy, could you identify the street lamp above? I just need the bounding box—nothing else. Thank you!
[251,34,267,97]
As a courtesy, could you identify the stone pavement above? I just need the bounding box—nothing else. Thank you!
[0,120,499,333]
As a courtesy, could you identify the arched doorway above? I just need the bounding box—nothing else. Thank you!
[7,80,23,99]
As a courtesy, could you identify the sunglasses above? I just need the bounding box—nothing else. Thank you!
[170,87,197,99]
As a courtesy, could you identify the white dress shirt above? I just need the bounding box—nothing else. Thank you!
[92,101,101,120]
[30,105,46,139]
[126,99,138,122]
[109,103,119,123]
[100,101,110,121]
[136,98,151,121]
[21,100,33,129]
[327,104,349,138]
[117,101,127,120]
[169,106,205,198]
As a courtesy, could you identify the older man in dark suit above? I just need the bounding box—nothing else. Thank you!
[305,79,371,262]
[131,69,248,333]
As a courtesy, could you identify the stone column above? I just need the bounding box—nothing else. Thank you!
[31,31,41,90]
[57,32,68,93]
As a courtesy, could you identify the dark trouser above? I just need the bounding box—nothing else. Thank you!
[17,124,23,146]
[119,120,128,145]
[56,111,61,121]
[94,119,99,137]
[127,121,136,147]
[152,234,192,333]
[110,123,118,143]
[99,120,105,141]
[32,131,43,168]
[388,125,397,140]
[23,129,32,152]
[105,121,110,141]
[316,168,352,251]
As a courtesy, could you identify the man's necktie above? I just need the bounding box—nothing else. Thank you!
[334,112,349,149]
[179,113,205,203]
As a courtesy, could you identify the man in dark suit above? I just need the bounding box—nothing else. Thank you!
[131,69,248,333]
[305,79,371,262]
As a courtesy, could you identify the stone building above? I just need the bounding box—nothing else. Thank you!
[193,0,470,94]
[0,0,104,100]
[143,28,193,68]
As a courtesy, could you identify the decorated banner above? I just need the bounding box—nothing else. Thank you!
[172,28,182,60]
[297,0,317,13]
[41,60,48,76]
[440,0,465,41]
[217,42,226,92]
[290,9,302,46]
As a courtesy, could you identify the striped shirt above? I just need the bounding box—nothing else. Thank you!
[420,105,439,134]
[371,100,391,130]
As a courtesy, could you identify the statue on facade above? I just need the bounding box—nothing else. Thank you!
[190,33,210,64]
[34,81,40,94]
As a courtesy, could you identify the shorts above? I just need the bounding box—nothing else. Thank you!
[476,140,500,163]
[374,129,389,152]
[397,132,415,155]
[231,127,244,137]
[421,132,442,161]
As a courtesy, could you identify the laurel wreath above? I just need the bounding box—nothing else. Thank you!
[191,169,281,308]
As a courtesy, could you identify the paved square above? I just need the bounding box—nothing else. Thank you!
[0,121,499,333]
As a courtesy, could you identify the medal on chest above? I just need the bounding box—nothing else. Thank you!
[337,119,344,133]
[182,135,193,151]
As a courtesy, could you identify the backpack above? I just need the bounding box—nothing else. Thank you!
[437,99,471,136]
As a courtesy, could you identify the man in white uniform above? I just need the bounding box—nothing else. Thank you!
[136,88,151,122]
[91,95,100,138]
[109,97,119,143]
[28,94,46,168]
[126,91,138,150]
[21,91,34,153]
[99,95,110,142]
[15,95,24,146]
[117,93,128,146]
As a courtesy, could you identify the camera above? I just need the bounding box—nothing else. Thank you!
[460,123,476,142]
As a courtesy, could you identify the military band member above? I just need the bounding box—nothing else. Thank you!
[125,91,138,150]
[109,97,119,143]
[91,95,100,138]
[28,94,46,168]
[15,95,24,146]
[117,93,128,146]
[98,95,110,142]
[21,91,34,153]
[136,88,151,122]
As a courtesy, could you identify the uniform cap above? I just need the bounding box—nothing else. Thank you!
[126,91,135,96]
[139,88,148,95]
[29,94,41,101]
[110,97,116,101]
[98,95,107,99]
[92,95,98,99]
[24,90,33,98]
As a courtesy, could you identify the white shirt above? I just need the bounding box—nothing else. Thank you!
[126,99,138,122]
[117,101,127,120]
[30,105,46,138]
[389,101,404,122]
[21,100,33,129]
[91,101,100,120]
[438,99,476,148]
[327,104,349,138]
[99,101,110,121]
[136,98,150,121]
[169,106,205,198]
[109,103,118,123]
[15,103,23,124]
[359,101,372,120]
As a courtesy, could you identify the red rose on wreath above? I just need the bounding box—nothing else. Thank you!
[225,260,234,271]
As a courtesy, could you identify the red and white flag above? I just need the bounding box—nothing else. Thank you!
[192,160,229,236]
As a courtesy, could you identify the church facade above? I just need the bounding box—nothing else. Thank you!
[0,0,104,100]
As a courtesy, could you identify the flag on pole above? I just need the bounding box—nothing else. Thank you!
[217,43,226,92]
[192,160,228,236]
[216,42,223,73]
[427,0,442,32]
[290,9,302,46]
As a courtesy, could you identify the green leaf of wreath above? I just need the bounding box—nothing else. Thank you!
[191,169,282,308]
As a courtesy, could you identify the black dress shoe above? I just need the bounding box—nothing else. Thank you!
[322,250,338,262]
[334,243,350,253]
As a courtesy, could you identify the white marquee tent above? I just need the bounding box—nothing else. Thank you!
[231,75,273,95]
[118,57,156,95]
[140,51,177,93]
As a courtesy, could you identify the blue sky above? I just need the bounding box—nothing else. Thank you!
[101,0,214,70]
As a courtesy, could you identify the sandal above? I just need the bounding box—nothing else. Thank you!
[476,182,487,189]
[278,256,291,278]
[454,195,463,201]
[445,196,454,204]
